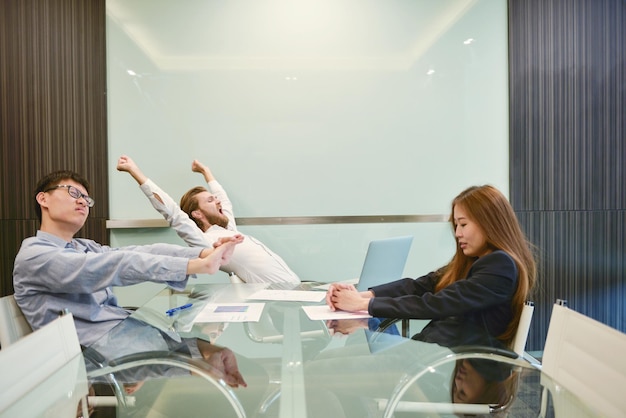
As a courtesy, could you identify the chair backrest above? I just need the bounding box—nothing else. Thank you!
[0,294,33,348]
[0,313,88,417]
[541,301,626,418]
[511,300,534,356]
[228,272,245,284]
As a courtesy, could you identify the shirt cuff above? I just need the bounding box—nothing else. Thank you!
[367,297,375,315]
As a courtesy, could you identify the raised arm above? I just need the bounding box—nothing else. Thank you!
[117,155,148,186]
[191,159,236,228]
[116,155,211,247]
[191,159,215,183]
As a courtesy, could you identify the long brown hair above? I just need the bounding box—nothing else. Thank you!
[450,359,519,416]
[436,185,537,346]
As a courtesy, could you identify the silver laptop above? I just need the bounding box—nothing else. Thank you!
[354,235,413,291]
[314,235,413,291]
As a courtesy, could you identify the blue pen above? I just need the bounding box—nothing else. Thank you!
[165,303,193,316]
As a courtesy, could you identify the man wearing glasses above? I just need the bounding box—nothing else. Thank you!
[12,170,243,359]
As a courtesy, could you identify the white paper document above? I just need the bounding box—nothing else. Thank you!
[302,305,372,321]
[192,303,265,323]
[246,289,326,303]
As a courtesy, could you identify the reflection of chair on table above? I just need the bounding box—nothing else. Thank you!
[378,346,526,418]
[88,350,247,418]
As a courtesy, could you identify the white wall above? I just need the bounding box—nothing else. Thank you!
[105,0,509,306]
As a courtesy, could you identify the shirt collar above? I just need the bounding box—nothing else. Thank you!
[36,230,75,248]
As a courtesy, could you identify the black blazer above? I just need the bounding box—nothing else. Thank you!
[368,250,518,348]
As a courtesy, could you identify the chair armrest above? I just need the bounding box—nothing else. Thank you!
[449,344,519,359]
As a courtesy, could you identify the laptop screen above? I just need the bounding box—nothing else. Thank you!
[356,235,413,291]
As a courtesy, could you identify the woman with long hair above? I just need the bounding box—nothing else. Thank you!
[326,184,537,350]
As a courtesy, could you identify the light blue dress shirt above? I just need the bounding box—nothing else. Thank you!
[13,231,202,347]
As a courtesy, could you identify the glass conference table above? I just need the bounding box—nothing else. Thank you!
[79,283,601,418]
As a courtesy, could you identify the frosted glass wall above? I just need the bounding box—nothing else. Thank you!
[106,0,509,305]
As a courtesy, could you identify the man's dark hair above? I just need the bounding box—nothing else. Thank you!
[34,170,91,222]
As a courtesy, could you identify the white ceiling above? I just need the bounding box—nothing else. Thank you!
[106,0,477,71]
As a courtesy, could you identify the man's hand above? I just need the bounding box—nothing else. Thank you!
[208,234,243,265]
[213,236,242,249]
[191,159,215,183]
[191,235,243,274]
[197,341,247,388]
[116,155,148,185]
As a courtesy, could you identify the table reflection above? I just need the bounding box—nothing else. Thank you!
[79,284,597,418]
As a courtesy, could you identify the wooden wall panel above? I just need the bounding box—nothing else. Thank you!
[509,0,626,350]
[0,0,108,296]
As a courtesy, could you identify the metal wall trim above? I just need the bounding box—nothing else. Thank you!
[106,214,449,229]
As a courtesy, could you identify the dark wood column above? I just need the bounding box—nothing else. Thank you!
[0,0,108,296]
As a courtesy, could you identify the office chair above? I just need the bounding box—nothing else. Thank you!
[0,294,33,348]
[0,308,129,416]
[0,313,90,418]
[511,301,534,357]
[377,346,528,417]
[0,295,247,417]
[537,300,626,418]
[373,301,535,417]
[88,351,247,418]
[229,272,246,283]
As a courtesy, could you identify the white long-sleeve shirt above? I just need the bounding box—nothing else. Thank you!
[139,179,300,284]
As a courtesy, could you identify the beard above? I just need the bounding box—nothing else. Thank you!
[202,209,229,229]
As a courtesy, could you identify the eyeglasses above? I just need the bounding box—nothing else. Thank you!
[44,185,95,207]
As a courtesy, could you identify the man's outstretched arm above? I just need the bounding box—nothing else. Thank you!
[187,235,243,275]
